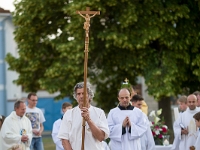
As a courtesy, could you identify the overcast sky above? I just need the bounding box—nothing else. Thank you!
[0,0,15,11]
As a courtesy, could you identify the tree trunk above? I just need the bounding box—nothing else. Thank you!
[158,96,173,142]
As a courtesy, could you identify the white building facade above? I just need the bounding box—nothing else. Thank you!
[0,7,22,116]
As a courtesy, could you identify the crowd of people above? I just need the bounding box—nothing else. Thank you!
[0,81,200,150]
[172,92,200,150]
[0,93,45,150]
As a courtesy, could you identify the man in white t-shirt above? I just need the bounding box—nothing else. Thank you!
[58,82,109,150]
[25,93,46,150]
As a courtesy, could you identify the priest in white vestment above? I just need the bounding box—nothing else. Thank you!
[107,88,147,150]
[131,94,155,150]
[57,82,109,150]
[172,94,199,150]
[1,100,32,150]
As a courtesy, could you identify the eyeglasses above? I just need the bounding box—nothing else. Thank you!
[29,99,38,102]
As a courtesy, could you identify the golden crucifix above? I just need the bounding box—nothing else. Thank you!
[76,7,100,150]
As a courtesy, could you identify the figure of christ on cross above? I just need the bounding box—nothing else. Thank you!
[77,7,100,37]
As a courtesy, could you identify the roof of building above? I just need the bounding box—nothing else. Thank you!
[0,7,10,13]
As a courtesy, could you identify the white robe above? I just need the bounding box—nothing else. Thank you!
[141,113,155,150]
[107,107,147,150]
[52,118,64,150]
[173,108,199,150]
[194,129,200,150]
[0,130,3,150]
[102,141,110,150]
[171,112,183,150]
[1,111,32,150]
[57,105,109,150]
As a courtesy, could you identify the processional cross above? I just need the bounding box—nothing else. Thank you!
[76,7,100,150]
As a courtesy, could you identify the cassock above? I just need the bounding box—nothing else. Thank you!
[141,113,155,150]
[52,118,64,150]
[173,108,199,150]
[57,105,109,150]
[107,105,147,150]
[1,111,32,150]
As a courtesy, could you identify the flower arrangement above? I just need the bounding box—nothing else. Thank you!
[149,109,169,145]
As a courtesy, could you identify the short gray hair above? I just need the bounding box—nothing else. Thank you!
[14,100,25,110]
[73,82,94,101]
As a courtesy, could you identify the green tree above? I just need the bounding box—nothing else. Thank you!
[6,0,200,130]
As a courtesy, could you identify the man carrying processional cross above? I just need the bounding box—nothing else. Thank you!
[57,82,109,150]
[57,7,109,150]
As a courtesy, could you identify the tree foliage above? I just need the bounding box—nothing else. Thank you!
[6,0,200,114]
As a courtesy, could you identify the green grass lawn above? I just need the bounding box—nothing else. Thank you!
[43,136,56,150]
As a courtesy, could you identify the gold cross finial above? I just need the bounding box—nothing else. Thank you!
[124,78,129,83]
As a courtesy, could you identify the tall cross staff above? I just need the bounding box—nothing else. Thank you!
[76,7,100,150]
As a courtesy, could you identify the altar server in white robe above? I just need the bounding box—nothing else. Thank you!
[172,94,199,150]
[171,95,188,150]
[57,82,109,150]
[131,94,155,150]
[193,112,200,150]
[107,88,147,150]
[1,100,32,150]
[52,102,72,150]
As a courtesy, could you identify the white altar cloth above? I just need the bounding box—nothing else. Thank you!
[155,144,172,150]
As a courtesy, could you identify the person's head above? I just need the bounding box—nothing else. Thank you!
[193,112,200,128]
[27,92,38,108]
[14,100,26,117]
[130,87,137,98]
[187,94,197,110]
[177,96,187,112]
[130,95,143,109]
[193,91,200,107]
[0,115,6,130]
[73,82,94,107]
[62,102,72,113]
[118,88,131,108]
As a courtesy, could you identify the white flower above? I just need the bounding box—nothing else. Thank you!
[155,130,160,135]
[156,109,162,116]
[149,110,156,117]
[162,125,168,129]
[154,116,160,124]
